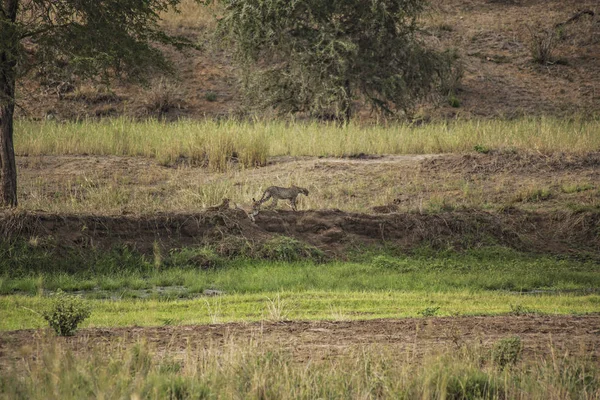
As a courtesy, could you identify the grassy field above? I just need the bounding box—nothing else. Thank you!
[16,117,600,169]
[2,332,598,399]
[13,116,600,215]
[2,245,600,294]
[5,1,600,398]
[2,291,598,331]
[1,245,598,330]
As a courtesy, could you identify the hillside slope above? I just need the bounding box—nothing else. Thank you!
[15,0,600,121]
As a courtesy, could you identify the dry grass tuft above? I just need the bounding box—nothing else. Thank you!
[159,0,221,30]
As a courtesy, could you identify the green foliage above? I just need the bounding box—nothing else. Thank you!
[257,236,325,262]
[0,0,194,207]
[204,91,217,102]
[473,144,490,154]
[443,370,502,400]
[42,290,91,336]
[371,255,415,272]
[491,336,522,369]
[0,240,152,277]
[448,94,461,108]
[418,306,440,317]
[7,0,192,92]
[168,246,224,269]
[509,304,539,316]
[3,244,600,298]
[561,183,594,194]
[514,188,553,203]
[217,0,458,120]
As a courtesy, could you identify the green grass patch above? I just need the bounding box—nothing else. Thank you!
[1,291,598,330]
[1,244,599,296]
[561,183,595,194]
[2,244,598,330]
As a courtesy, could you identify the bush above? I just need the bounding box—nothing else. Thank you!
[419,306,440,317]
[168,246,224,269]
[42,290,91,336]
[204,91,217,102]
[141,78,185,116]
[371,255,415,272]
[528,27,558,64]
[219,0,458,120]
[257,236,324,262]
[491,336,522,369]
[512,187,552,203]
[444,370,502,400]
[473,144,490,154]
[448,94,461,108]
[509,303,539,316]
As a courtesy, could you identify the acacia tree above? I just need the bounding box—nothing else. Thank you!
[0,0,188,207]
[217,0,455,121]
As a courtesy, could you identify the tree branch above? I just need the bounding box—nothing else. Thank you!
[20,22,73,39]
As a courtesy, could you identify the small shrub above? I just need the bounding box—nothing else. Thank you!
[561,183,594,194]
[142,78,184,116]
[204,91,217,102]
[419,306,440,317]
[437,23,454,32]
[509,303,538,316]
[528,27,558,64]
[473,144,490,154]
[526,188,552,202]
[444,370,502,400]
[425,196,456,213]
[491,336,522,369]
[448,94,461,108]
[512,187,552,203]
[168,246,224,269]
[257,236,324,262]
[371,255,415,272]
[158,360,183,374]
[265,293,290,321]
[42,290,91,336]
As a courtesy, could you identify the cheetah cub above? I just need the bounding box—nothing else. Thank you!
[206,198,230,212]
[253,185,309,211]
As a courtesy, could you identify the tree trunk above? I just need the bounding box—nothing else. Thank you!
[341,79,352,124]
[0,102,17,208]
[1,0,20,208]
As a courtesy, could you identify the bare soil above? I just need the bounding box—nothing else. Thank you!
[1,316,599,368]
[14,0,600,121]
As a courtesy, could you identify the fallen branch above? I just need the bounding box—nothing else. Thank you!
[555,10,595,29]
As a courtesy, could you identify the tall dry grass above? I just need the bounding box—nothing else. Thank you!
[2,334,597,399]
[15,117,600,171]
[159,0,221,29]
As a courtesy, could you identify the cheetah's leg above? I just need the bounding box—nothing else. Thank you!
[258,192,271,207]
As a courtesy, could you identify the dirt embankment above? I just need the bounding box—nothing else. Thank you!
[1,206,598,258]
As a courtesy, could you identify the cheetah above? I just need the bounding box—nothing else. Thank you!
[253,185,309,211]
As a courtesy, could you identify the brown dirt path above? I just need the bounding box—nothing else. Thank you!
[1,316,599,368]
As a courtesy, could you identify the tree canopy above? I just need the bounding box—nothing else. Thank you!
[0,0,189,207]
[217,0,456,121]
